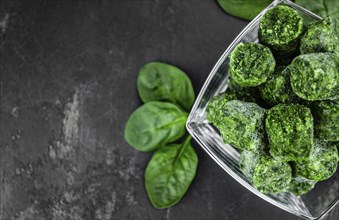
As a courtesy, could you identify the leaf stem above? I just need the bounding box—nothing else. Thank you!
[173,135,192,165]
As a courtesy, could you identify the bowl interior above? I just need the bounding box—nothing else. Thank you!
[186,0,339,219]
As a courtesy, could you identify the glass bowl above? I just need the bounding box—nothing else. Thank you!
[186,0,339,219]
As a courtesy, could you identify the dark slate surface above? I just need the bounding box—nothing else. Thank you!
[0,0,338,219]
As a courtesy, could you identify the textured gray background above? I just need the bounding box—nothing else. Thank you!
[0,0,338,219]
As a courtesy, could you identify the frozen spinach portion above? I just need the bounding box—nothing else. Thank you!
[290,53,339,101]
[259,66,299,106]
[294,139,339,181]
[229,42,275,87]
[311,101,339,142]
[217,100,266,153]
[239,151,292,194]
[239,151,319,195]
[252,157,292,194]
[266,104,314,162]
[300,17,339,54]
[288,176,317,196]
[259,5,304,55]
[253,156,292,194]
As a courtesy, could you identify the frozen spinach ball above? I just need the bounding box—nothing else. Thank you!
[252,156,292,194]
[300,17,339,54]
[259,66,298,106]
[294,139,339,181]
[239,151,292,194]
[229,42,275,87]
[290,53,339,101]
[206,91,237,124]
[218,100,266,153]
[288,176,317,196]
[312,101,339,142]
[266,104,314,161]
[259,5,303,55]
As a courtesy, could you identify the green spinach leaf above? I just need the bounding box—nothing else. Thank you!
[145,135,198,208]
[217,0,272,20]
[124,101,188,152]
[137,62,195,112]
[295,0,339,18]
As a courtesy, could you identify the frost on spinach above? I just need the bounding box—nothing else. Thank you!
[288,176,317,196]
[239,150,261,182]
[300,17,339,54]
[239,151,292,194]
[124,101,187,152]
[217,0,272,20]
[216,100,266,153]
[265,104,314,162]
[259,66,298,106]
[289,53,339,101]
[145,136,198,209]
[229,42,275,87]
[259,5,304,55]
[137,62,195,112]
[294,139,339,181]
[311,101,339,142]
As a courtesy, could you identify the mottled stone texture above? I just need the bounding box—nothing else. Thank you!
[0,0,338,220]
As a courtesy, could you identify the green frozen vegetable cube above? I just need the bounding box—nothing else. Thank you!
[254,156,292,194]
[300,17,339,54]
[229,42,275,87]
[289,53,339,101]
[252,157,292,194]
[259,5,304,55]
[312,101,339,142]
[288,176,317,196]
[206,91,237,124]
[239,151,292,194]
[259,66,299,106]
[266,104,314,162]
[294,139,339,181]
[217,100,266,153]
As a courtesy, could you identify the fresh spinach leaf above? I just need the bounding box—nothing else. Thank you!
[295,0,339,18]
[145,135,198,209]
[217,0,272,20]
[137,62,195,112]
[124,101,188,152]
